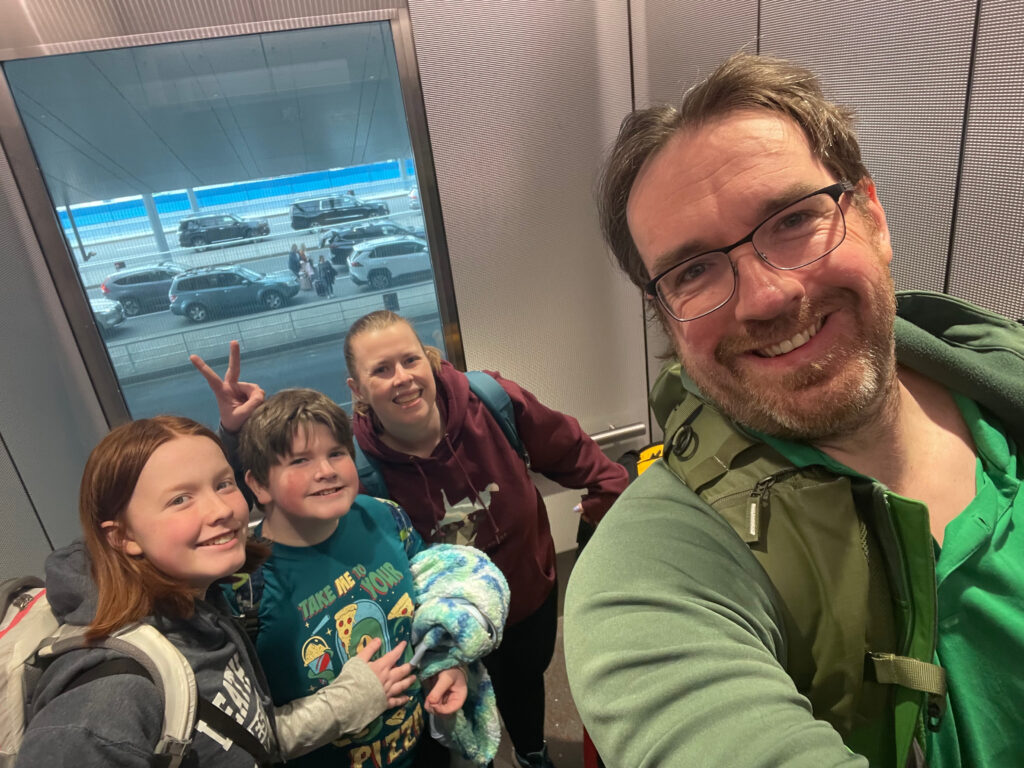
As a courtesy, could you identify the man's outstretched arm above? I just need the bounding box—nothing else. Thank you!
[564,462,868,768]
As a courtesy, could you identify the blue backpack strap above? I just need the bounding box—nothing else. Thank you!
[353,439,388,498]
[465,370,529,468]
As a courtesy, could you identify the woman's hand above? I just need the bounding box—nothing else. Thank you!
[424,666,468,715]
[190,340,265,433]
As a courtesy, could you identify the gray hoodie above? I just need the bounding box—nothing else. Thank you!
[17,541,276,768]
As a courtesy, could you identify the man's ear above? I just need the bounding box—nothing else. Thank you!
[856,177,892,261]
[101,520,143,557]
[245,470,274,507]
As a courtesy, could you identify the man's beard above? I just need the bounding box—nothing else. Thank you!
[680,281,899,443]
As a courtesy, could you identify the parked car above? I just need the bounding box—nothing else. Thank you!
[347,236,431,290]
[408,188,420,210]
[168,265,300,323]
[99,262,185,316]
[90,297,125,337]
[290,195,389,231]
[177,213,270,248]
[320,220,425,265]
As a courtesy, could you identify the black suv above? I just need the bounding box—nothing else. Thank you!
[320,220,424,265]
[177,213,271,248]
[100,262,185,316]
[290,195,389,231]
[168,265,300,323]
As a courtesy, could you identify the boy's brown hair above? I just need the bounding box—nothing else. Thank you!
[240,388,356,493]
[80,415,267,640]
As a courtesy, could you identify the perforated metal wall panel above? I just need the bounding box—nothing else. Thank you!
[631,0,757,108]
[946,0,1024,320]
[761,0,976,294]
[407,1,647,435]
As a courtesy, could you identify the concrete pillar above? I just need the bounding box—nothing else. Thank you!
[63,205,93,263]
[143,193,169,253]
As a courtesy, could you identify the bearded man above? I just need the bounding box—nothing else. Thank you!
[564,53,1024,768]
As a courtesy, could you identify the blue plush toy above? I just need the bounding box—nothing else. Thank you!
[410,544,510,766]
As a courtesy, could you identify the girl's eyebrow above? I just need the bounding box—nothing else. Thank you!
[159,481,197,504]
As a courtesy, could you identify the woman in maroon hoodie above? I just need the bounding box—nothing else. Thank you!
[341,310,628,768]
[193,311,628,768]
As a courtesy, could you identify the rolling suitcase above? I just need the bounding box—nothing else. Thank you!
[313,278,327,297]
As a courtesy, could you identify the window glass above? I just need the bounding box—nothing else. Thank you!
[4,22,444,427]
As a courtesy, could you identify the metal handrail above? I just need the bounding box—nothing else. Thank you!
[589,422,647,447]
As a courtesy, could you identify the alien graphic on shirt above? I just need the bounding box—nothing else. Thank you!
[437,482,500,546]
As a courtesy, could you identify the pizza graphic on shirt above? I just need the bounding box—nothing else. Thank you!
[333,599,389,662]
[387,593,414,621]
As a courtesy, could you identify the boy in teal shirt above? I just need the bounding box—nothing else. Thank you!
[233,388,466,767]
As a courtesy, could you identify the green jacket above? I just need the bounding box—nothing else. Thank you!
[564,291,1024,768]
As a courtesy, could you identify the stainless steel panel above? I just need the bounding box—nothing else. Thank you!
[0,128,109,553]
[0,70,130,426]
[0,434,53,579]
[631,0,757,108]
[762,0,976,294]
[947,0,1024,320]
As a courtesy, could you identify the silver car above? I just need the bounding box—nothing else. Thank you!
[90,297,126,337]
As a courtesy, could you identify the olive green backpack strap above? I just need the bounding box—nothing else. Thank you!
[867,652,947,730]
[652,361,794,544]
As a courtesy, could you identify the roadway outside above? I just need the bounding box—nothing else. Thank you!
[122,314,444,427]
[58,178,446,422]
[78,183,423,297]
[98,251,417,341]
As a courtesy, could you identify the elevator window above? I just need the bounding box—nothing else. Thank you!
[4,21,445,426]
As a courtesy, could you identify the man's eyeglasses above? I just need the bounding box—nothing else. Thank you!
[644,181,854,322]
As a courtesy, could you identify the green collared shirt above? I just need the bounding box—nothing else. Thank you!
[755,395,1024,767]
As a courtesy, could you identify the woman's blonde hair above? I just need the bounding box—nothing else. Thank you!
[79,415,267,640]
[343,310,442,417]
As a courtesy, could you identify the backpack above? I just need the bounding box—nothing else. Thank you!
[649,362,946,766]
[354,370,528,498]
[0,576,271,768]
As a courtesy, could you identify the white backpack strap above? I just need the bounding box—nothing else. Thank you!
[42,623,197,768]
[107,625,197,768]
